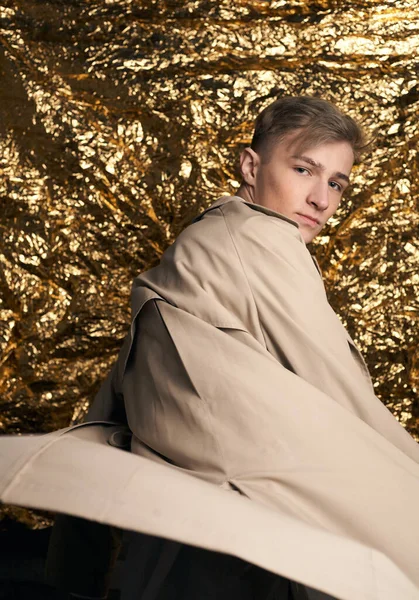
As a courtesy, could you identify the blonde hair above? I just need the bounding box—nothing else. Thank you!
[251,96,368,164]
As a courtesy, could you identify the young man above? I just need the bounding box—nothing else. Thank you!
[2,97,419,600]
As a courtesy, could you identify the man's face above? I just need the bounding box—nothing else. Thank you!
[239,134,354,243]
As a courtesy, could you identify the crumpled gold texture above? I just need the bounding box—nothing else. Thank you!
[0,0,418,526]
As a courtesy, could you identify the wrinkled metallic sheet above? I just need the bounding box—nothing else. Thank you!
[0,0,418,527]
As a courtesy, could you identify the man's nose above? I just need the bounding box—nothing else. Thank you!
[307,181,329,211]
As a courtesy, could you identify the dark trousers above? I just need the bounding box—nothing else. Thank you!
[120,534,337,600]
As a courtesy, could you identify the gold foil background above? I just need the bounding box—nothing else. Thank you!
[1,1,418,526]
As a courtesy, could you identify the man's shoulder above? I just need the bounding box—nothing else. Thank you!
[190,196,321,279]
[171,195,305,261]
[190,195,246,224]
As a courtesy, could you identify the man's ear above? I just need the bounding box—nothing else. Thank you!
[239,147,260,186]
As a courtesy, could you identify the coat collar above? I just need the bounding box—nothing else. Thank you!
[194,195,300,230]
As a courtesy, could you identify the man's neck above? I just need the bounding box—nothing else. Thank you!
[235,183,254,204]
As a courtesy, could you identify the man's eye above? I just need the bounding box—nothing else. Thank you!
[329,181,342,192]
[294,167,310,175]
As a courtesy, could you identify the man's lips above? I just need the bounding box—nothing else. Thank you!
[296,213,320,227]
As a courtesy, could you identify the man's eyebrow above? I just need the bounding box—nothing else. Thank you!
[291,154,350,184]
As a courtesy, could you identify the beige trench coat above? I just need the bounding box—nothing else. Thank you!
[1,196,419,599]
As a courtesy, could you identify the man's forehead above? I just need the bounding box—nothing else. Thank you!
[277,131,352,165]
